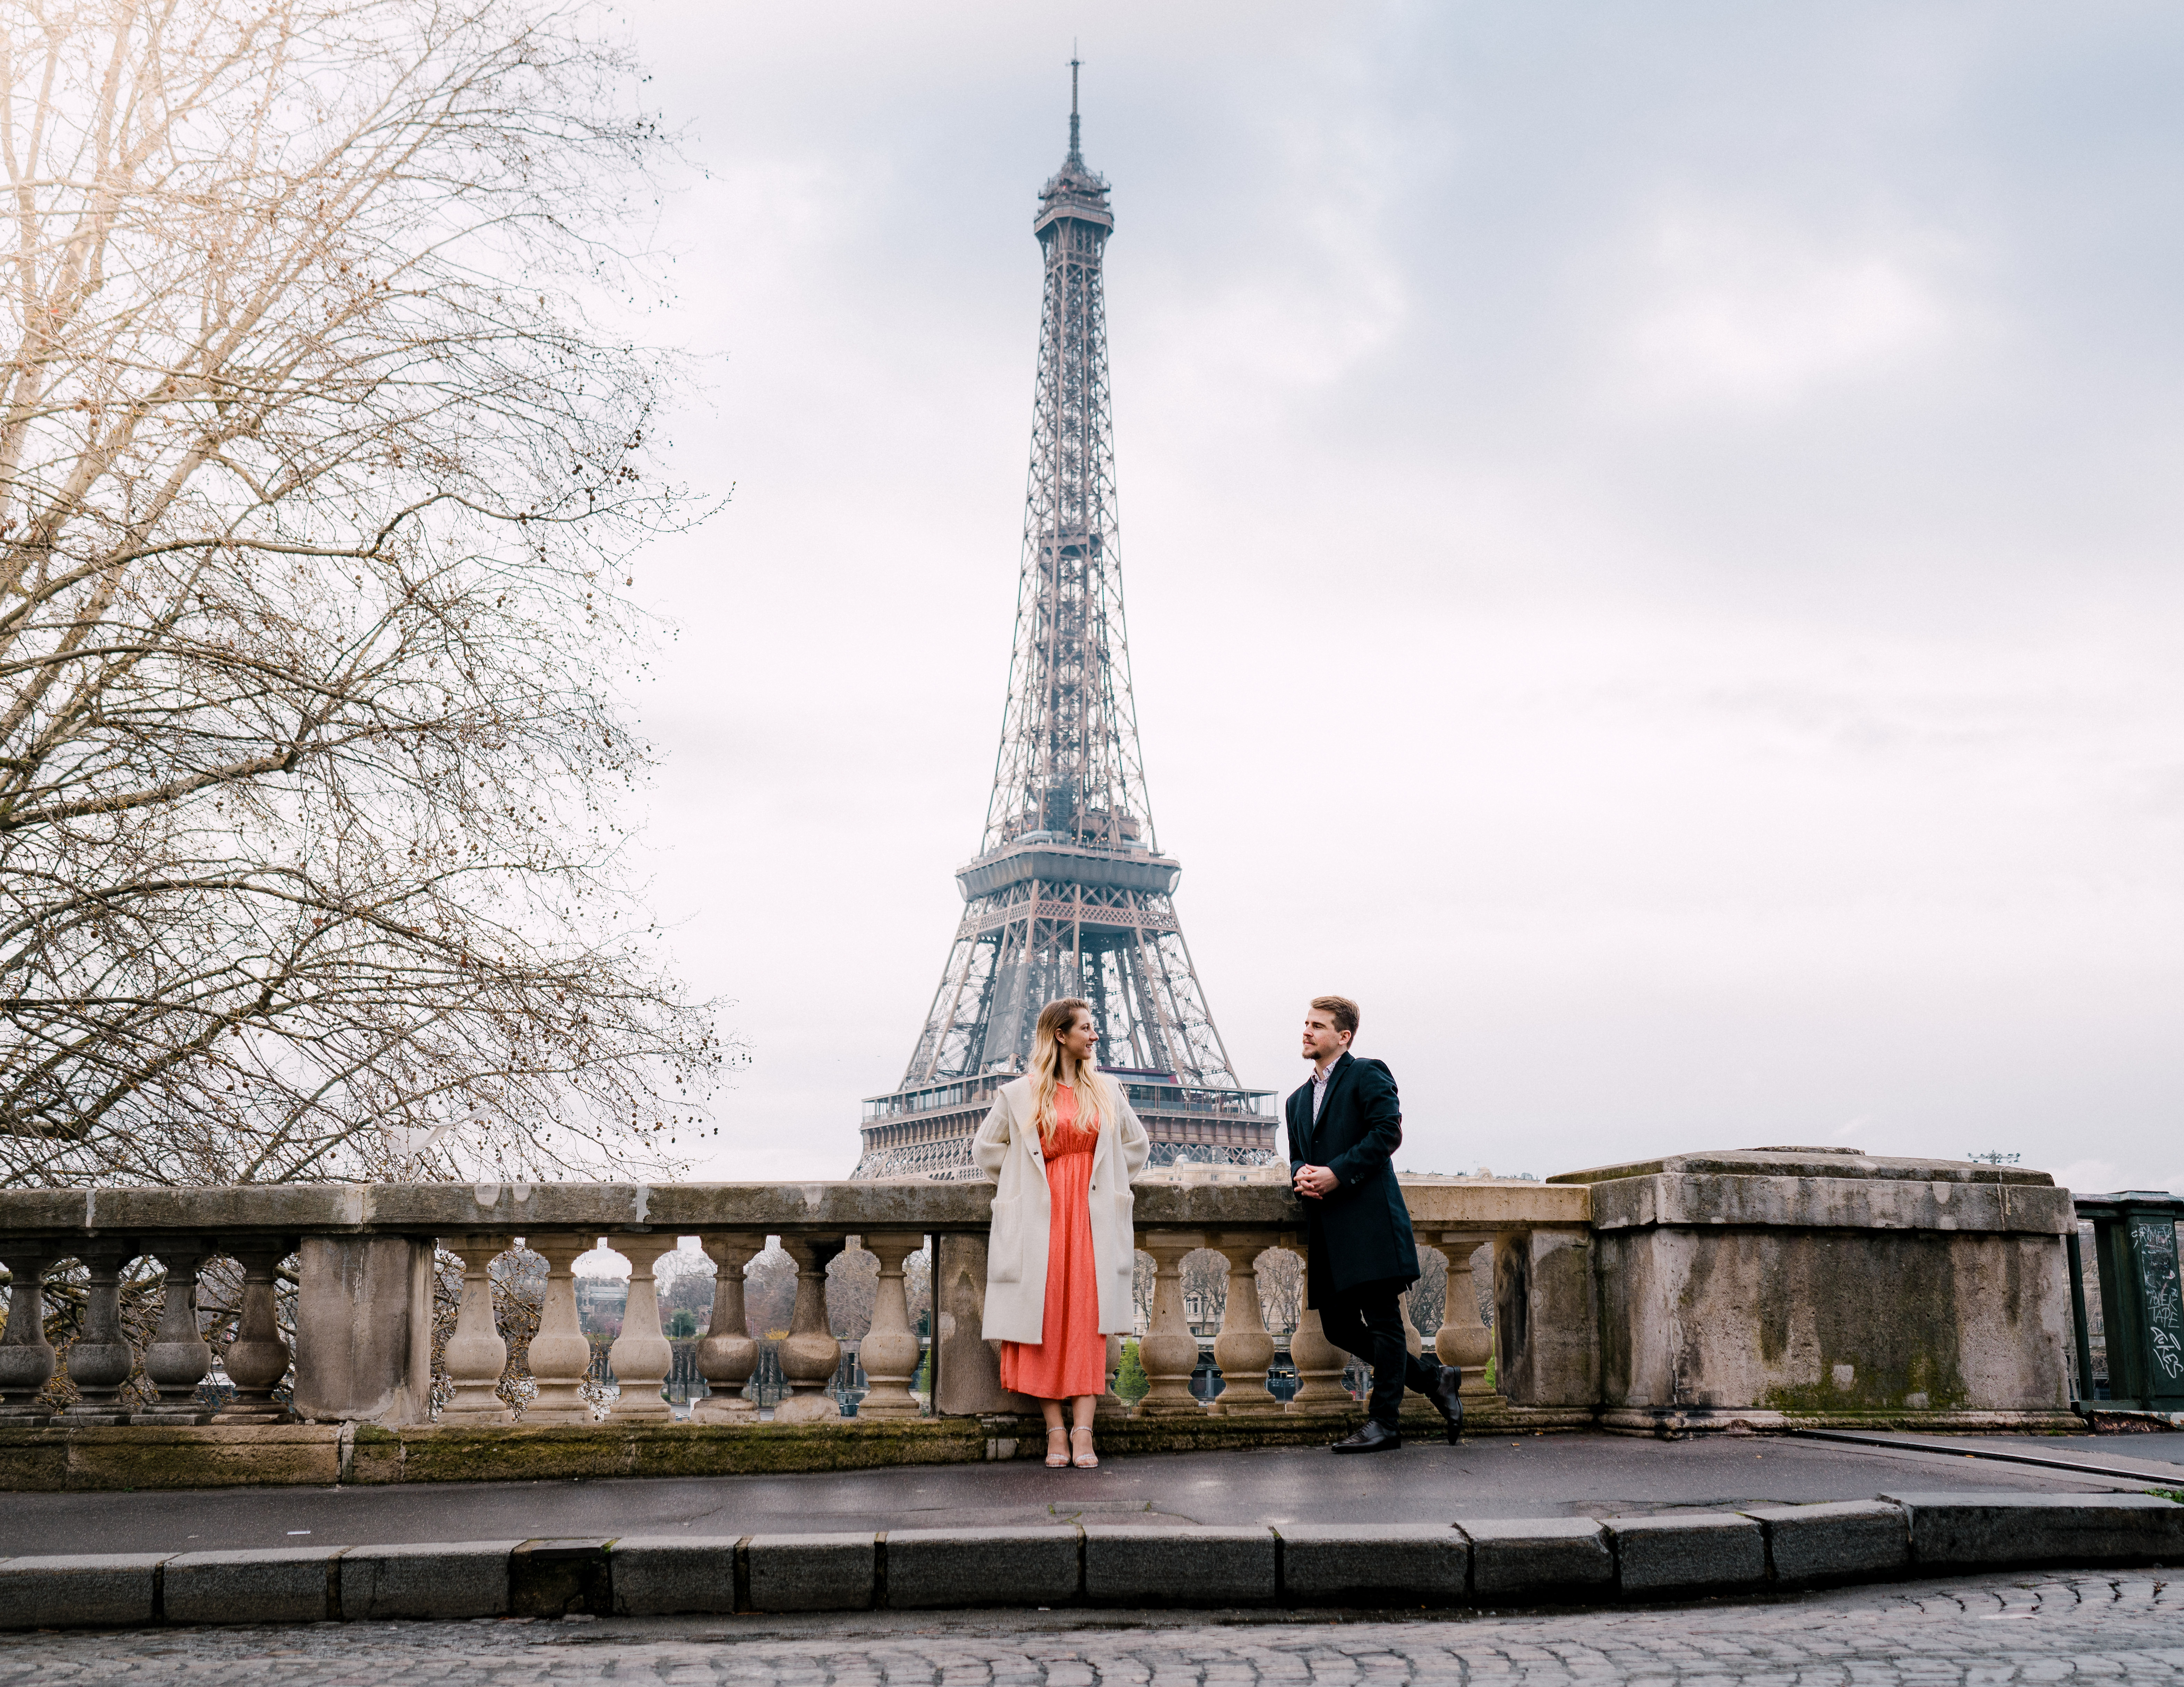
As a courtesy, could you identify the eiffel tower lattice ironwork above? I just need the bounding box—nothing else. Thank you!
[853,68,1275,1181]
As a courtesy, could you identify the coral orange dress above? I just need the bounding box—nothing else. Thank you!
[998,1085,1107,1400]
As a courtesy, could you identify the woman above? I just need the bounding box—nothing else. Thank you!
[972,996,1150,1468]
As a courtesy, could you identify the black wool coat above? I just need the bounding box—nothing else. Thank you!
[1285,1050,1421,1306]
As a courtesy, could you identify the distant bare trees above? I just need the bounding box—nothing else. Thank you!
[0,0,726,1188]
[1256,1249,1301,1335]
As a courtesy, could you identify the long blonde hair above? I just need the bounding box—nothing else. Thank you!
[1029,997,1108,1141]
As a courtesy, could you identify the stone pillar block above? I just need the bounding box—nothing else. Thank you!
[1493,1227,1598,1409]
[290,1235,434,1425]
[1561,1147,2078,1430]
[932,1232,1035,1416]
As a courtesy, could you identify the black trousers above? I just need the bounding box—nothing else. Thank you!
[1319,1276,1440,1427]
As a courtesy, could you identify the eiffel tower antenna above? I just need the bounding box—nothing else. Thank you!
[854,74,1274,1181]
[1068,48,1081,163]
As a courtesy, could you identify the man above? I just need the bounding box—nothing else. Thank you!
[1287,995,1463,1453]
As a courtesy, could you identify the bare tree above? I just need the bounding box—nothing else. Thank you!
[1408,1248,1447,1335]
[0,0,728,1188]
[1181,1247,1225,1331]
[826,1247,876,1341]
[1255,1249,1301,1336]
[903,1244,930,1332]
[744,1244,794,1340]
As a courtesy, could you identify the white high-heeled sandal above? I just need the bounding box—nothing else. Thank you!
[1045,1427,1070,1468]
[1070,1425,1099,1469]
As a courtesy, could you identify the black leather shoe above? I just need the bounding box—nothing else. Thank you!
[1426,1364,1465,1444]
[1329,1419,1403,1454]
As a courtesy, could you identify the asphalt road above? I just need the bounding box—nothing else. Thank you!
[2,1569,2179,1684]
[0,1430,2164,1558]
[1939,1431,2184,1470]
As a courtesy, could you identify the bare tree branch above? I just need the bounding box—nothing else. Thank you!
[0,0,738,1187]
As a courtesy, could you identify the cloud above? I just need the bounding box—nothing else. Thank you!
[2050,1159,2118,1196]
[1615,205,1962,411]
[600,0,2184,1200]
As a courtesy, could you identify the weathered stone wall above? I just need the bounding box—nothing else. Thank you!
[1561,1150,2079,1431]
[1595,1228,2071,1414]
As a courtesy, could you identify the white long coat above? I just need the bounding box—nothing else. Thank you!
[971,1074,1150,1344]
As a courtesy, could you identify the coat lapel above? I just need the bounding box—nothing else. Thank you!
[1014,1084,1048,1187]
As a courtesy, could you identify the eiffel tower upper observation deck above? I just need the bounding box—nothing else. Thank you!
[853,70,1276,1181]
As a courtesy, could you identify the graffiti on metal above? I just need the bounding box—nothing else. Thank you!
[2130,1216,2183,1384]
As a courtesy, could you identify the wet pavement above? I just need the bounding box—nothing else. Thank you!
[1,1429,2168,1558]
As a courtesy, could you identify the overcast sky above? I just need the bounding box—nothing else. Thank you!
[609,0,2184,1197]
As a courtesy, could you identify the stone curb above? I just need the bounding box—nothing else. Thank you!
[0,1492,2175,1629]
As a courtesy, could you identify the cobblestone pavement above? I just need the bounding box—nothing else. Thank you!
[0,1571,2177,1685]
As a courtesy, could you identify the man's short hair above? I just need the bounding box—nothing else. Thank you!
[1311,994,1360,1038]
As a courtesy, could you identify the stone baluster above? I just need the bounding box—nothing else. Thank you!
[524,1234,594,1423]
[694,1231,762,1421]
[606,1234,675,1422]
[1133,1231,1206,1414]
[773,1236,843,1422]
[1400,1283,1424,1360]
[56,1247,134,1423]
[0,1249,57,1423]
[439,1233,513,1422]
[857,1232,927,1419]
[1283,1240,1354,1409]
[1434,1232,1497,1398]
[1210,1236,1278,1413]
[214,1243,295,1423]
[139,1243,213,1424]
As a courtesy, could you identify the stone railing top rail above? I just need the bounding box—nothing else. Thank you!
[1585,1171,2075,1236]
[0,1175,1586,1243]
[1550,1148,2056,1187]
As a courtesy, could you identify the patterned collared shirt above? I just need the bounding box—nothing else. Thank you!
[1312,1060,1335,1124]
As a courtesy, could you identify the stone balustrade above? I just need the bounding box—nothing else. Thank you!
[0,1175,1589,1432]
[0,1147,2090,1457]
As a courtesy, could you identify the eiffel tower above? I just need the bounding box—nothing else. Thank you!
[853,67,1275,1181]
